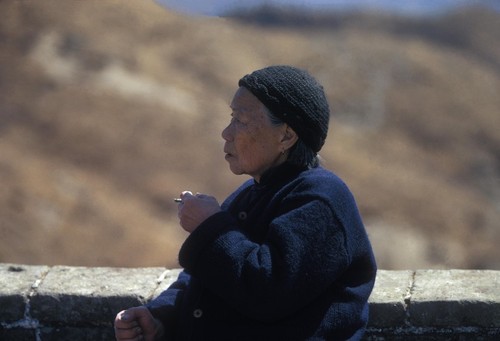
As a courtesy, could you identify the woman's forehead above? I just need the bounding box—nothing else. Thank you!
[231,87,264,110]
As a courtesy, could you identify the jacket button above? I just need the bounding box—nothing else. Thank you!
[238,211,247,220]
[193,309,203,318]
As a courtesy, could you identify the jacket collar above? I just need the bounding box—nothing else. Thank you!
[255,162,306,188]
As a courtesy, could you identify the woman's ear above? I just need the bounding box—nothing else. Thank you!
[281,125,299,150]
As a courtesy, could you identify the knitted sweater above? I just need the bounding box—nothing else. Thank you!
[147,163,377,340]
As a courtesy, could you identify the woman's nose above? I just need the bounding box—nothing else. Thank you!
[221,124,232,141]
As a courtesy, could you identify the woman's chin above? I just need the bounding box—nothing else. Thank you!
[227,163,244,176]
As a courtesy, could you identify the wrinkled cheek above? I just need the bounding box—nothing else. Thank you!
[228,159,240,174]
[234,151,255,175]
[233,155,249,175]
[231,134,259,175]
[226,155,244,175]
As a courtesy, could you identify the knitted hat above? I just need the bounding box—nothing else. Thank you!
[238,65,330,153]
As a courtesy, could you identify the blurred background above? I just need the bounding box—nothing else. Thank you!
[0,0,499,270]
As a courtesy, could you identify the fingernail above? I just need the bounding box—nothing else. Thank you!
[121,313,129,321]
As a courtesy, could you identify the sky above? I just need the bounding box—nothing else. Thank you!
[156,0,500,16]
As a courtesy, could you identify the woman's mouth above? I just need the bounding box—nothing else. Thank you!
[223,144,235,160]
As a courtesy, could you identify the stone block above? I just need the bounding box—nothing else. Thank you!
[0,328,36,341]
[367,270,412,327]
[410,269,500,327]
[0,264,49,321]
[39,326,115,340]
[30,266,167,324]
[2,264,499,340]
[150,268,183,299]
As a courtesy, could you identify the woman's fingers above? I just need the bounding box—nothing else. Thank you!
[114,308,150,341]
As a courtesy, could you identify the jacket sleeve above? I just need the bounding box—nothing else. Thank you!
[145,271,190,337]
[178,177,357,321]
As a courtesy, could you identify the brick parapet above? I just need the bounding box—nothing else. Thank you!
[1,264,499,340]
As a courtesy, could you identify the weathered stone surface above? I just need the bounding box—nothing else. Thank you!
[39,326,115,340]
[30,266,166,323]
[0,328,36,341]
[410,269,500,327]
[2,264,499,340]
[151,268,183,299]
[364,330,500,341]
[367,270,412,327]
[0,264,49,321]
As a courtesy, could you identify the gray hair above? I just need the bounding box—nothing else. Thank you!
[266,108,320,169]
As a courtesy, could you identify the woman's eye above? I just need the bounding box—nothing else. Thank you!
[231,115,245,125]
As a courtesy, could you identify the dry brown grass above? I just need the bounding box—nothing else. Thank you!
[0,1,499,269]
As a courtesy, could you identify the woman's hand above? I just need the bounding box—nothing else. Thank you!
[114,306,164,341]
[178,191,221,233]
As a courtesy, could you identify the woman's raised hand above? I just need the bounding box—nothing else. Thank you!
[177,191,221,233]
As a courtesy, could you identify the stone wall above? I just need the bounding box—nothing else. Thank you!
[0,263,499,340]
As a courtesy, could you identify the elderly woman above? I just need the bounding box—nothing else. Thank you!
[114,65,377,341]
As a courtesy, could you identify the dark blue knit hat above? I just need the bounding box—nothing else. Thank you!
[238,65,330,153]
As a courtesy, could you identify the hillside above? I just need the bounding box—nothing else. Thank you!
[0,0,499,269]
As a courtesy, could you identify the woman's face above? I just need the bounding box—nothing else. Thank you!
[222,87,287,182]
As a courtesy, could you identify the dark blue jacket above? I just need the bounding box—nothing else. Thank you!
[147,164,376,340]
